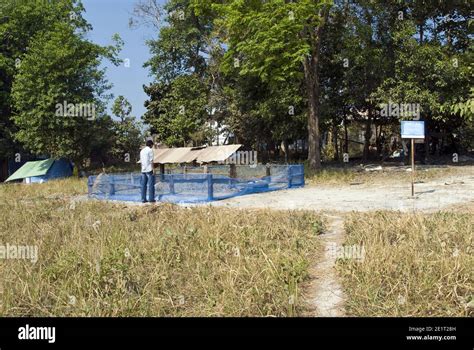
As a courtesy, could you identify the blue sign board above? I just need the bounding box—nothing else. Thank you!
[401,121,425,139]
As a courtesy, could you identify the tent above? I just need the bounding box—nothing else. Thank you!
[5,158,73,183]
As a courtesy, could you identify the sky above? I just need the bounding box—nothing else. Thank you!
[81,0,164,119]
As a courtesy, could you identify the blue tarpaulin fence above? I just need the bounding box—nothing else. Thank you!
[88,164,304,204]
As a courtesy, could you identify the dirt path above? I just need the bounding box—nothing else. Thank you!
[305,214,347,317]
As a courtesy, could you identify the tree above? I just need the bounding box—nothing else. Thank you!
[330,0,396,161]
[0,0,89,159]
[370,1,472,160]
[138,0,215,146]
[10,5,122,171]
[215,0,332,170]
[136,0,472,163]
[111,96,143,162]
[143,74,209,146]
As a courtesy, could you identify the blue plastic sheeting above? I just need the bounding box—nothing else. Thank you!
[29,159,73,183]
[88,164,304,204]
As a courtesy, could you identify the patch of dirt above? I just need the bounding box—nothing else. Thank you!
[207,170,474,213]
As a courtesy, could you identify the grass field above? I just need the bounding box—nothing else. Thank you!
[0,180,323,316]
[1,172,472,317]
[338,211,473,317]
[304,163,471,186]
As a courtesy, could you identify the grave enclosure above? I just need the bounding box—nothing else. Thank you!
[88,164,304,204]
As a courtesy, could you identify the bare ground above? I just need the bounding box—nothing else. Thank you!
[205,169,474,213]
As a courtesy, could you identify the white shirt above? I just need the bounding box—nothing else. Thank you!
[140,146,154,173]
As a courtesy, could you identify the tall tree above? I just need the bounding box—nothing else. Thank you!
[215,0,332,169]
[10,3,122,170]
[138,0,215,146]
[371,0,472,160]
[0,0,89,159]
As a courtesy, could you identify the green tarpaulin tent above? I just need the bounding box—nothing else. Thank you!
[5,159,54,182]
[5,158,73,183]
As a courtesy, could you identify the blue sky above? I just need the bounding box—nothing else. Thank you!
[81,0,164,119]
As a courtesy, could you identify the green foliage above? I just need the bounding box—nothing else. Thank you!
[141,0,215,146]
[0,0,88,158]
[215,0,329,83]
[3,0,472,171]
[7,2,121,167]
[143,74,209,146]
[371,19,471,123]
[110,96,144,162]
[144,0,211,82]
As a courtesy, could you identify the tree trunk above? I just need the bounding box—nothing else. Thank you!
[305,78,321,170]
[268,140,275,161]
[302,8,328,171]
[376,125,384,160]
[74,158,83,178]
[424,117,430,164]
[281,139,289,163]
[344,116,348,153]
[362,108,373,162]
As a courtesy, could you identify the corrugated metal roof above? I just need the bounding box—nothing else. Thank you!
[154,147,193,164]
[152,145,242,164]
[195,145,242,163]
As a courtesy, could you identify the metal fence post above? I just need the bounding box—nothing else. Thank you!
[207,173,213,201]
[288,166,292,188]
[88,177,93,195]
[169,174,175,194]
[109,178,115,195]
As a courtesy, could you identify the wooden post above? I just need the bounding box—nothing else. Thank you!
[265,163,271,177]
[411,138,415,197]
[159,163,165,182]
[109,182,115,196]
[288,166,292,188]
[169,174,175,194]
[207,173,213,201]
[229,163,237,178]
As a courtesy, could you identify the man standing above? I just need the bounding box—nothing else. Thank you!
[140,140,155,203]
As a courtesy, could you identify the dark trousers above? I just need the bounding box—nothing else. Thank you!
[141,171,155,202]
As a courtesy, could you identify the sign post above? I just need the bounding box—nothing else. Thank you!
[401,121,425,197]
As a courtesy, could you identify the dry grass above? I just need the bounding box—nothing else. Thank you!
[338,211,473,316]
[0,177,86,200]
[304,163,470,186]
[0,179,322,316]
